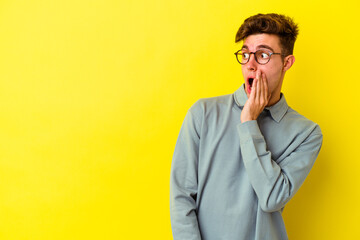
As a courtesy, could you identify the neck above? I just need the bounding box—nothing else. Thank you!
[267,93,281,107]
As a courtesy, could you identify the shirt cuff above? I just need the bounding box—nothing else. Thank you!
[237,120,263,144]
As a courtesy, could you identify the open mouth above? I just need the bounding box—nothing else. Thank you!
[246,77,254,94]
[248,78,254,87]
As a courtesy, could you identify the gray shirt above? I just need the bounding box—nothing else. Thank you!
[170,84,323,240]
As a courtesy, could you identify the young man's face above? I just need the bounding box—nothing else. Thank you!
[240,33,293,105]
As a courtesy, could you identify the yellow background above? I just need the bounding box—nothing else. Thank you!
[0,0,359,239]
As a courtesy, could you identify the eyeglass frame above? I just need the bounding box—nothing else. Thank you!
[234,49,283,65]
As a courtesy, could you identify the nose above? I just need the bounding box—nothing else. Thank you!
[246,53,257,71]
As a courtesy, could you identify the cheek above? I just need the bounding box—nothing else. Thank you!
[263,67,282,89]
[260,67,275,81]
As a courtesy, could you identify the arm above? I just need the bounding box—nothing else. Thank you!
[238,120,323,212]
[170,110,202,240]
[240,71,322,212]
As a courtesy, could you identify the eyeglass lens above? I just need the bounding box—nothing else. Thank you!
[237,50,271,64]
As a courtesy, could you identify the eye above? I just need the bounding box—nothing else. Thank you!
[260,52,270,59]
[259,51,270,59]
[242,52,250,59]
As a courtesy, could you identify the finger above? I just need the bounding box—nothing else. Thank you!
[260,72,265,101]
[256,71,261,102]
[262,73,271,102]
[262,74,268,107]
[262,72,268,102]
[250,78,257,101]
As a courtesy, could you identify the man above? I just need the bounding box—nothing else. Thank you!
[170,13,323,240]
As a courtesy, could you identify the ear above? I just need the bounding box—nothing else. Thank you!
[283,55,295,72]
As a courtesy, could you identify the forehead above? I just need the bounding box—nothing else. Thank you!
[241,33,281,51]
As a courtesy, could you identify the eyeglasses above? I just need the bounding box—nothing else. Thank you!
[234,49,282,65]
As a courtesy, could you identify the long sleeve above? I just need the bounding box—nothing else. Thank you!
[170,110,202,240]
[237,120,323,213]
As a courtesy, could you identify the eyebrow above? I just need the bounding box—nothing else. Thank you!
[241,44,275,52]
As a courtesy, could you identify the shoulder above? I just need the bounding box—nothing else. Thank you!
[188,93,233,116]
[284,107,322,137]
[182,93,235,134]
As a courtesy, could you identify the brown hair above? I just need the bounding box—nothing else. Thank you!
[235,13,299,56]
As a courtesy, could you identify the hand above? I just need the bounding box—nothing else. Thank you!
[241,71,271,123]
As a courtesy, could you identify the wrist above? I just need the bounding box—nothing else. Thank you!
[240,114,255,123]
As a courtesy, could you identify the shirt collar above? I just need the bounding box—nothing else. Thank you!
[233,84,289,123]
